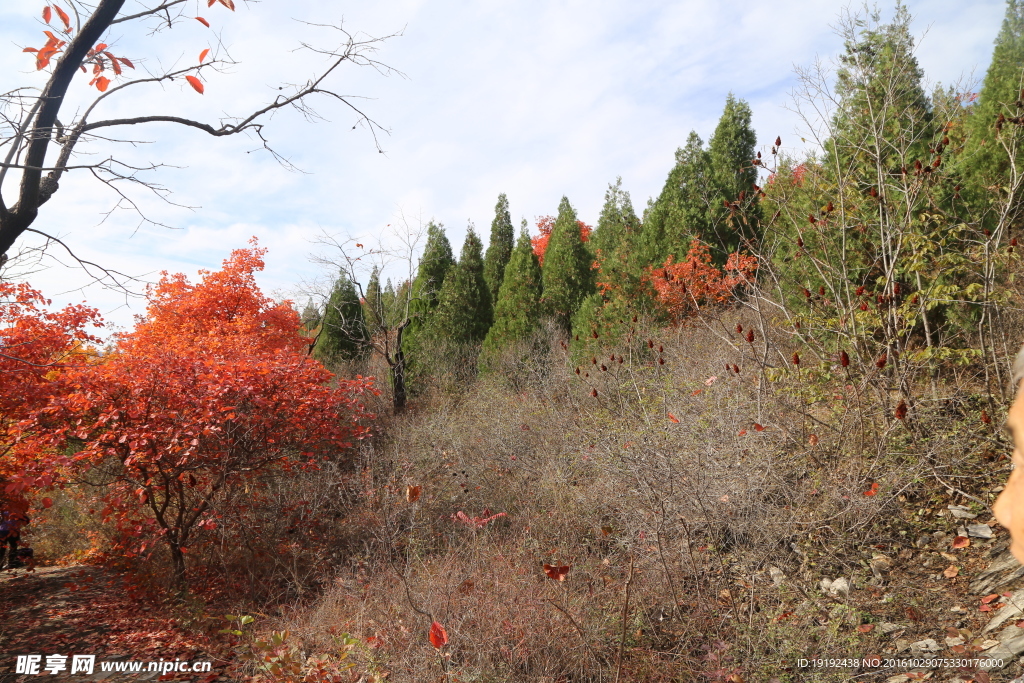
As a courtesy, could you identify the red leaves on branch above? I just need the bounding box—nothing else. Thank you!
[199,48,210,63]
[894,401,908,421]
[0,282,102,496]
[14,242,376,576]
[429,621,448,648]
[644,241,757,323]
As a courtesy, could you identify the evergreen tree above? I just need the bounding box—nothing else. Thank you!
[427,227,493,344]
[483,193,515,307]
[482,228,543,357]
[707,94,760,257]
[962,0,1024,225]
[542,196,595,331]
[830,3,933,174]
[300,298,320,335]
[402,221,456,360]
[314,269,369,362]
[631,132,713,270]
[363,266,383,337]
[589,177,639,262]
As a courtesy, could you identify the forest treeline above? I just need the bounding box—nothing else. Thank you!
[309,1,1024,413]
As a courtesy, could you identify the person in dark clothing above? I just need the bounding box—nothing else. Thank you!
[0,510,29,569]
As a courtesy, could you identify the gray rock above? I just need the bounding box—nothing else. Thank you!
[910,638,941,653]
[877,622,903,635]
[768,566,785,586]
[971,544,1024,595]
[949,505,979,519]
[969,524,995,539]
[828,577,850,599]
[981,624,1024,670]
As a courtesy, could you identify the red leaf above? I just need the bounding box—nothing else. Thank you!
[185,75,205,94]
[23,47,38,53]
[199,48,210,63]
[863,482,879,496]
[753,423,764,432]
[54,5,70,30]
[42,6,52,23]
[667,413,679,423]
[981,593,1001,604]
[428,621,448,648]
[118,57,134,69]
[95,76,110,92]
[856,623,874,633]
[104,52,121,75]
[951,535,970,549]
[41,497,53,508]
[543,564,571,581]
[94,42,107,52]
[195,16,210,27]
[207,0,216,6]
[36,47,57,70]
[218,0,236,9]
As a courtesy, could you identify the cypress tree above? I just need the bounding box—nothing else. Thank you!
[300,299,320,335]
[483,193,515,307]
[632,132,713,270]
[314,269,369,362]
[402,221,455,358]
[542,196,595,331]
[427,227,493,344]
[363,266,383,337]
[482,227,543,357]
[830,4,933,174]
[707,94,760,258]
[962,0,1024,222]
[589,178,639,262]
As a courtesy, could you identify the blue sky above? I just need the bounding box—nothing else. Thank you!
[0,0,1008,334]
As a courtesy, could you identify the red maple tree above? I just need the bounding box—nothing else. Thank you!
[0,283,102,508]
[16,243,377,588]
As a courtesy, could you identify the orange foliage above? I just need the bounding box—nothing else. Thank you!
[645,241,757,322]
[14,242,376,582]
[531,215,592,267]
[0,283,102,502]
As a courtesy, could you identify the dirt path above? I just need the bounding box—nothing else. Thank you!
[0,565,231,682]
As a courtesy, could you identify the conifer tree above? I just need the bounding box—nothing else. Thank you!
[707,94,760,257]
[427,227,493,344]
[483,193,515,307]
[589,178,639,262]
[542,196,595,331]
[402,221,455,360]
[830,4,933,173]
[482,228,543,357]
[962,0,1024,225]
[631,132,713,270]
[314,269,369,363]
[363,266,383,337]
